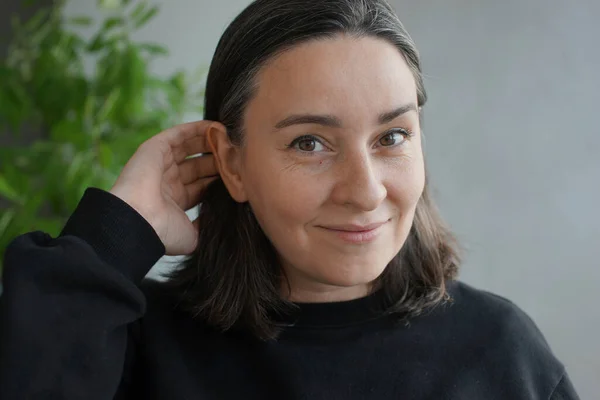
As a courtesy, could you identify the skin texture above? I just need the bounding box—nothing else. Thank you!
[208,35,426,303]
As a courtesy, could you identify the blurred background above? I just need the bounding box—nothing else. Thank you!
[1,0,598,398]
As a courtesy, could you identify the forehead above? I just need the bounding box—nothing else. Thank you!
[247,35,418,125]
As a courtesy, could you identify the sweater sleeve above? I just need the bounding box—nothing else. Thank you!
[550,372,580,400]
[0,187,165,400]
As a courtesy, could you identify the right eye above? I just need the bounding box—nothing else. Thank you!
[288,135,327,153]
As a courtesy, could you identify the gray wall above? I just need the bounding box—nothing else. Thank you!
[63,0,599,397]
[396,2,599,398]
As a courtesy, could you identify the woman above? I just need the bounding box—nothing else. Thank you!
[0,0,579,399]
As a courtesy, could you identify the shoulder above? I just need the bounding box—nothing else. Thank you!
[438,280,567,396]
[445,279,543,332]
[443,279,555,353]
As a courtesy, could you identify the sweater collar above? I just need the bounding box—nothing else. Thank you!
[273,289,389,328]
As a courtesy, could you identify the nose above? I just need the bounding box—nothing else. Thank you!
[329,150,387,211]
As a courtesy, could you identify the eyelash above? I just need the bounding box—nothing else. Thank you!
[287,128,414,155]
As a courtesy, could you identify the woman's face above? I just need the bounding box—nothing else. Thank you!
[219,35,425,302]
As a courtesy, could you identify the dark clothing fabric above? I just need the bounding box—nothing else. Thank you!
[0,188,579,399]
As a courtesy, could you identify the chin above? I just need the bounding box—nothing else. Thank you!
[316,261,387,289]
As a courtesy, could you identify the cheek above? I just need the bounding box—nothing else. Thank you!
[241,147,327,235]
[385,155,426,211]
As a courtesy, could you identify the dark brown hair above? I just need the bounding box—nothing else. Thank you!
[166,0,461,340]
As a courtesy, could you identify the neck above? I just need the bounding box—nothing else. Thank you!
[281,279,371,303]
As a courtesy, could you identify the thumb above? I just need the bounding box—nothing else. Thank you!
[192,217,200,237]
[165,217,200,256]
[183,218,200,255]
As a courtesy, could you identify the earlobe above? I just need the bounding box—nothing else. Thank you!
[206,122,248,203]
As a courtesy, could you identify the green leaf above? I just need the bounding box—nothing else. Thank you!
[22,192,45,215]
[102,16,124,32]
[129,2,147,21]
[0,79,32,131]
[0,175,21,203]
[82,95,95,124]
[68,16,93,26]
[103,46,146,123]
[25,9,50,32]
[0,210,16,240]
[50,118,88,149]
[96,88,122,122]
[139,43,168,55]
[170,71,186,94]
[103,32,128,46]
[98,0,123,10]
[36,217,63,237]
[65,153,86,186]
[133,5,158,29]
[87,33,106,52]
[97,142,114,169]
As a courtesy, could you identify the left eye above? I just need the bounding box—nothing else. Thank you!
[378,130,407,147]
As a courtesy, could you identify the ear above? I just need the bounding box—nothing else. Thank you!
[206,122,248,203]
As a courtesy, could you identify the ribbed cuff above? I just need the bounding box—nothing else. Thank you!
[60,187,166,283]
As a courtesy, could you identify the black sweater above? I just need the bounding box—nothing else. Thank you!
[0,188,579,399]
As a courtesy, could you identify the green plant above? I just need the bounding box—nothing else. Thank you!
[0,0,206,272]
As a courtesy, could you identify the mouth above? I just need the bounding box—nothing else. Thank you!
[317,219,390,244]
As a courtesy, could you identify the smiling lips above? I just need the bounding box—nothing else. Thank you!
[318,220,389,244]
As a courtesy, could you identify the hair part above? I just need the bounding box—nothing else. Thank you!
[166,0,461,340]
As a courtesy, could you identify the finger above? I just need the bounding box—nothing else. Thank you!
[162,120,218,160]
[179,154,219,185]
[182,175,219,211]
[165,120,215,144]
[173,134,210,163]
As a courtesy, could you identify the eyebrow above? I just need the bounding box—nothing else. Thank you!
[273,103,418,130]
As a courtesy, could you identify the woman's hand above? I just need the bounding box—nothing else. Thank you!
[109,121,219,256]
